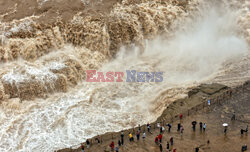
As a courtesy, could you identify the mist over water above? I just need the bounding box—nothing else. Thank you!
[0,0,249,151]
[112,7,248,84]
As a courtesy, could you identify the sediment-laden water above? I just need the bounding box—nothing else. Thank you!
[0,0,249,151]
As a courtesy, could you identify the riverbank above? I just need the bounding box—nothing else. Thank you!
[56,80,250,152]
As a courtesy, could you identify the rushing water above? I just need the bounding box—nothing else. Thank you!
[0,0,249,151]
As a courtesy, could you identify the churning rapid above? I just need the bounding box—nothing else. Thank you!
[0,0,249,151]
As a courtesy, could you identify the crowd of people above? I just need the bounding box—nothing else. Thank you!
[79,112,248,152]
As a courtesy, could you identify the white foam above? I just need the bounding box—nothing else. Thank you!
[1,65,58,84]
[47,62,66,70]
[1,69,28,84]
[9,21,33,34]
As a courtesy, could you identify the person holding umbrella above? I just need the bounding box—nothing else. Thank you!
[192,121,197,131]
[223,123,228,134]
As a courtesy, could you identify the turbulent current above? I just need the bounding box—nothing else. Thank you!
[0,0,249,151]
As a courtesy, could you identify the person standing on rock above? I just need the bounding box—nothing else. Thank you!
[170,137,174,146]
[86,139,90,148]
[195,147,199,152]
[180,126,184,136]
[179,113,183,120]
[115,146,119,152]
[136,131,140,141]
[120,131,124,145]
[166,141,170,151]
[118,140,121,146]
[208,99,211,106]
[81,144,85,152]
[192,121,197,131]
[157,122,161,128]
[95,137,100,144]
[129,133,133,142]
[147,123,151,133]
[203,123,207,132]
[110,141,114,151]
[224,126,228,134]
[199,122,203,131]
[167,123,172,132]
[242,144,247,152]
[160,126,163,133]
[155,136,159,144]
[142,132,146,140]
[159,143,163,152]
[158,133,163,143]
[177,123,181,131]
[241,129,245,136]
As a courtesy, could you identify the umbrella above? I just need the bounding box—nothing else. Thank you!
[192,121,197,125]
[223,123,228,127]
